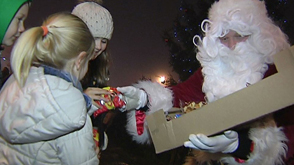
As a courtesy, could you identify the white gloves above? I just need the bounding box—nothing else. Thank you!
[117,86,148,111]
[184,130,239,153]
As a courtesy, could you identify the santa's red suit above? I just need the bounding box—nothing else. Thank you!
[119,0,293,164]
[171,65,294,164]
[123,64,293,164]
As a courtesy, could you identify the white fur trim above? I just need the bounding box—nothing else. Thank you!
[222,126,288,165]
[126,81,173,144]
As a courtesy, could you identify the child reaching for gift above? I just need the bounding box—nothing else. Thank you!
[0,12,99,164]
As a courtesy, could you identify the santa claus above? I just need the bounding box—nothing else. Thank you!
[117,0,294,164]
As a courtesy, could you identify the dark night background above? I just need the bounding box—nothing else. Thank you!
[18,0,187,86]
[2,0,293,86]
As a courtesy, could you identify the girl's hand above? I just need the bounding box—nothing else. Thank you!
[84,87,111,102]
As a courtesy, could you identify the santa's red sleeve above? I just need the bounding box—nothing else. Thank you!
[170,68,205,107]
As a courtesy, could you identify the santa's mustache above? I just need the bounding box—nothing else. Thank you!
[217,41,268,73]
[199,40,270,102]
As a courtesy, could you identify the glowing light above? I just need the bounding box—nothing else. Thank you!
[160,76,166,83]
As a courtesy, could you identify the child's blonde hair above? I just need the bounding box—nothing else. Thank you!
[11,12,95,87]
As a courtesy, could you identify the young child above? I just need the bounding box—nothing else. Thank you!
[0,12,99,164]
[0,0,32,87]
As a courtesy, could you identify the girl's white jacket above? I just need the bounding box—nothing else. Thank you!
[0,67,98,165]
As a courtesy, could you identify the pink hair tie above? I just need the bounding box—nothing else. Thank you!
[41,26,49,36]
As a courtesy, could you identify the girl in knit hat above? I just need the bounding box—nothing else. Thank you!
[72,0,116,157]
[72,0,113,89]
[0,0,32,88]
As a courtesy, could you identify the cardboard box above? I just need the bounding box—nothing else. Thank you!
[146,46,294,154]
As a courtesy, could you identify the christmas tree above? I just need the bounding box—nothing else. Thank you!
[164,0,294,82]
[163,0,215,81]
[265,0,294,44]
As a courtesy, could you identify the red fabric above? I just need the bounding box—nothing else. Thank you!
[135,110,146,135]
[234,142,255,163]
[266,65,294,163]
[170,64,277,107]
[93,108,108,118]
[170,64,294,163]
[235,157,246,163]
[171,68,205,107]
[92,87,126,118]
[275,105,294,163]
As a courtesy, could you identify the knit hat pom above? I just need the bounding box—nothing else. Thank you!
[72,1,113,39]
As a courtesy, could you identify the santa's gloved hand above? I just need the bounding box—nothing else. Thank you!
[117,86,148,111]
[184,130,239,153]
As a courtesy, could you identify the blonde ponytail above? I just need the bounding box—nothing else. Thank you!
[11,12,95,87]
[11,27,44,86]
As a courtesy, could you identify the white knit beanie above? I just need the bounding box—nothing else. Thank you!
[72,2,113,39]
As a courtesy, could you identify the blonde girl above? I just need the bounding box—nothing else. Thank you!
[0,12,99,164]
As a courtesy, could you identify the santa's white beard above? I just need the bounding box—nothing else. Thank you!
[199,41,270,102]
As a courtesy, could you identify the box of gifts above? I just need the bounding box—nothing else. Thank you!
[146,46,294,154]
